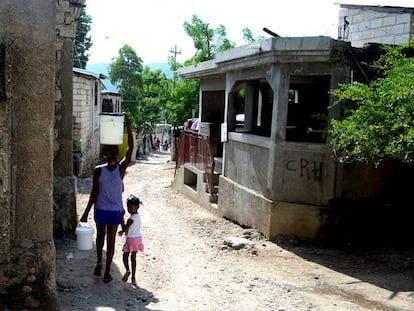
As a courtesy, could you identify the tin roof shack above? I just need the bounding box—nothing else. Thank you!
[101,90,122,113]
[73,68,105,177]
[176,36,412,242]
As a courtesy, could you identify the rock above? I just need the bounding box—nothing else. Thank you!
[224,236,255,250]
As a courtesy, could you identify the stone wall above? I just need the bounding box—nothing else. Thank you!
[0,0,80,309]
[0,1,58,309]
[338,5,414,46]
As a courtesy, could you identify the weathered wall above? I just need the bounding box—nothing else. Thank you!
[54,0,78,237]
[224,136,269,193]
[0,0,57,309]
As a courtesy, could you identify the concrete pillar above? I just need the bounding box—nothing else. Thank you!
[54,0,78,237]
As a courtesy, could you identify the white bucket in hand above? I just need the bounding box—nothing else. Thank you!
[100,113,124,145]
[75,226,94,250]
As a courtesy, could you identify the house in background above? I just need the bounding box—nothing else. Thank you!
[337,2,414,46]
[101,90,122,113]
[72,67,122,177]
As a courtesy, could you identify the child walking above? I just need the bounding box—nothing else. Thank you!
[119,194,144,286]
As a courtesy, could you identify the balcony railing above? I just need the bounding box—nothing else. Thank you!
[175,130,215,194]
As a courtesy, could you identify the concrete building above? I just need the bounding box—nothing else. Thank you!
[174,36,412,241]
[337,3,414,46]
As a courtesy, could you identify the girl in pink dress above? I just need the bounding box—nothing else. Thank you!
[119,194,144,286]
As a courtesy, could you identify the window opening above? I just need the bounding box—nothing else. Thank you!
[286,75,330,143]
[230,80,273,137]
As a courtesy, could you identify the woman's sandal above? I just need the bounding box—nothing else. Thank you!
[103,274,113,283]
[93,263,102,276]
[122,271,130,282]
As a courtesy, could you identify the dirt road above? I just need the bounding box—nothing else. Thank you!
[56,151,414,311]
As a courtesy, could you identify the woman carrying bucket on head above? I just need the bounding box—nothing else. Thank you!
[80,113,133,283]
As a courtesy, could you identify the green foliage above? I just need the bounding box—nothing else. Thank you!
[109,44,144,99]
[165,79,199,126]
[73,137,81,153]
[242,27,265,44]
[183,15,235,64]
[73,10,92,68]
[329,38,414,165]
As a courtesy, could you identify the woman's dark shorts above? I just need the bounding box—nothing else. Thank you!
[94,209,122,226]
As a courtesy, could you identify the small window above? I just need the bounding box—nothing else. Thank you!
[102,98,113,112]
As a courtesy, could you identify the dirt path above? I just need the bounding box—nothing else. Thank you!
[56,152,414,311]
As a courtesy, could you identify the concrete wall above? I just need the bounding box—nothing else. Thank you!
[0,1,57,309]
[338,5,414,46]
[53,0,78,239]
[73,72,101,177]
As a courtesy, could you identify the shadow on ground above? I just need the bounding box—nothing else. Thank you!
[272,234,414,298]
[55,237,160,311]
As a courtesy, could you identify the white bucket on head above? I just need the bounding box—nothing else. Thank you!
[75,226,94,250]
[100,113,124,145]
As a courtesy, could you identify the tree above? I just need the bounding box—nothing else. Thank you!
[73,10,92,68]
[109,44,144,129]
[183,15,235,64]
[165,79,199,126]
[242,27,265,44]
[329,38,414,165]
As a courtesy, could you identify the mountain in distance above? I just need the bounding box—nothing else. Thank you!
[86,62,173,79]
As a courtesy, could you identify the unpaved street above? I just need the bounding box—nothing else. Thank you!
[56,151,414,311]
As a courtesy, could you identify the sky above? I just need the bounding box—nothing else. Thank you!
[85,0,414,65]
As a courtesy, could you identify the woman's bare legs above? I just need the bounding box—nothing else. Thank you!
[94,225,106,276]
[103,224,118,282]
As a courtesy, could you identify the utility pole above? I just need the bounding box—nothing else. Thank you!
[169,45,181,88]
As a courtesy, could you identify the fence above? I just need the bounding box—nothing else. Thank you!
[175,130,215,194]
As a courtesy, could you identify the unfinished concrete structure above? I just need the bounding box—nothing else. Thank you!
[0,0,83,309]
[174,36,412,241]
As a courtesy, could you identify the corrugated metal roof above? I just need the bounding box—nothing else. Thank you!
[73,67,120,94]
[73,67,101,79]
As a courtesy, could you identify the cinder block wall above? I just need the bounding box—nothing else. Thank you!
[338,5,414,47]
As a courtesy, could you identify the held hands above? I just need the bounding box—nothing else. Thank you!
[118,230,125,236]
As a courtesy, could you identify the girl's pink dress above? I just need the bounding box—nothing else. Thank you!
[122,213,144,252]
